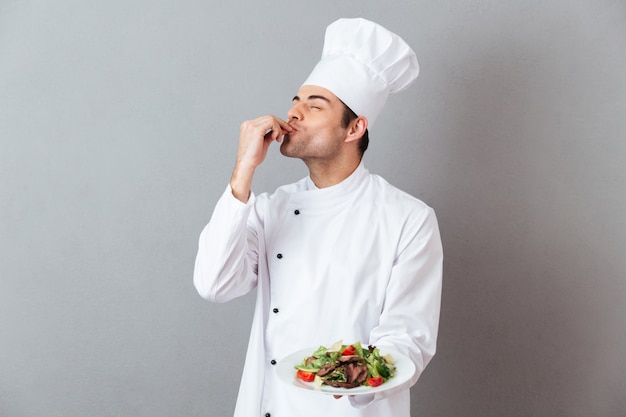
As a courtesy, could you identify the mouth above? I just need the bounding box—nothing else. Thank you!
[284,124,299,140]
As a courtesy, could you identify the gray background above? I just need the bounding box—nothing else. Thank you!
[1,1,625,416]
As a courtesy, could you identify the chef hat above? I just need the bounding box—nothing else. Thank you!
[302,18,419,126]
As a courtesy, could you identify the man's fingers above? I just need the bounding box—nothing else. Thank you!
[241,115,294,145]
[271,119,294,140]
[276,118,294,132]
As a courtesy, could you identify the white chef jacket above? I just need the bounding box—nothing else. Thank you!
[194,162,443,417]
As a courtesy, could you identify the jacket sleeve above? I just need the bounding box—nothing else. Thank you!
[193,185,260,303]
[352,206,443,409]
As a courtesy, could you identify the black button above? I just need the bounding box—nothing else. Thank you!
[294,209,300,215]
[270,359,277,365]
[276,253,283,259]
[265,414,271,417]
[273,308,279,313]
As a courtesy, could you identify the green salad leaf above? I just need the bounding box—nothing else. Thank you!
[294,341,396,388]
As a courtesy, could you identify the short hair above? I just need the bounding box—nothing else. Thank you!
[341,104,369,156]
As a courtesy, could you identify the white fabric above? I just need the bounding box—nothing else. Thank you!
[303,18,419,126]
[194,163,443,417]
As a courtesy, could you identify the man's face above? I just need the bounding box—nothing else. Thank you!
[280,85,349,161]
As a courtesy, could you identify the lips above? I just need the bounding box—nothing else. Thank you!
[284,124,299,140]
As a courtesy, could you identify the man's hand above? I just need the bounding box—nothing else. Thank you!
[230,115,294,202]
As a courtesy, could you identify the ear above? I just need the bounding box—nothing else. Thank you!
[344,116,368,143]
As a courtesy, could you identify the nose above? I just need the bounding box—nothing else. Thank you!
[287,102,303,121]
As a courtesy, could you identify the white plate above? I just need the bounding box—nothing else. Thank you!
[275,346,415,395]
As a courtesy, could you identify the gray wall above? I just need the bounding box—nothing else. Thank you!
[1,1,624,416]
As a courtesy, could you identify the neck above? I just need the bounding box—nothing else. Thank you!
[304,157,361,188]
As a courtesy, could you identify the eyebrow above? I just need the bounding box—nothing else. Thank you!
[292,94,331,103]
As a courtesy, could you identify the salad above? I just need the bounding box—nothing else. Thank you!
[294,341,396,389]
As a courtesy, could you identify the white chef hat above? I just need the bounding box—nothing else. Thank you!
[302,17,419,127]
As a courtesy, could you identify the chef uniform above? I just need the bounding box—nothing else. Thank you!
[194,18,443,417]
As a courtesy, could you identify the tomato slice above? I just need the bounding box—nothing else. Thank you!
[342,345,356,355]
[366,376,384,387]
[296,370,315,382]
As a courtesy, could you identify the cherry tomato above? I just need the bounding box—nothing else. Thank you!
[366,376,384,387]
[296,370,315,382]
[342,345,356,355]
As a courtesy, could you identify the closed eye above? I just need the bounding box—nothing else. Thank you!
[292,94,331,109]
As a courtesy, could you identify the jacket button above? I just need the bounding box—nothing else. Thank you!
[294,209,300,215]
[265,414,271,417]
[273,308,279,313]
[270,359,277,365]
[276,253,283,259]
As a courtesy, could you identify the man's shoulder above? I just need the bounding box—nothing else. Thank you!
[368,173,433,212]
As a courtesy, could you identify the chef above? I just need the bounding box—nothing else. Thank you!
[194,17,443,417]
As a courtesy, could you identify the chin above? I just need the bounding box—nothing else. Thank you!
[279,142,294,157]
